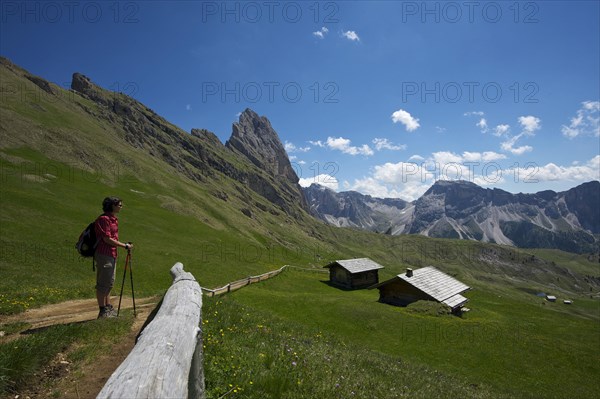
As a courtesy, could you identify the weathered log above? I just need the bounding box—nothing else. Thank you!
[97,262,204,399]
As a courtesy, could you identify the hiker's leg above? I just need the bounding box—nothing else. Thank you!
[104,292,111,307]
[96,289,107,307]
[95,254,116,308]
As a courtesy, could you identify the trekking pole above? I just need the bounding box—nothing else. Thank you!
[128,244,137,317]
[117,250,130,317]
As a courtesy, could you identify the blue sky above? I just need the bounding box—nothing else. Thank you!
[1,1,599,200]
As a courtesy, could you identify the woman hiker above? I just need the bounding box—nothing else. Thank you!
[95,196,133,318]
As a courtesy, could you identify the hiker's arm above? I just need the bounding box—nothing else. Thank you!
[102,236,133,250]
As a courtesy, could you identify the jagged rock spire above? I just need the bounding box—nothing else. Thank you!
[226,108,299,183]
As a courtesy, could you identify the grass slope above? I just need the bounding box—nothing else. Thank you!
[203,295,510,399]
[208,268,600,399]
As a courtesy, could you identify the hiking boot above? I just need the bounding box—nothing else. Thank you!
[97,307,109,319]
[106,304,118,317]
[97,306,117,319]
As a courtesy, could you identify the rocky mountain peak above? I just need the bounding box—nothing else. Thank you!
[226,108,298,183]
[425,179,481,195]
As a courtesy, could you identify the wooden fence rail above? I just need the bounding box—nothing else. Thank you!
[97,263,325,398]
[97,262,204,399]
[200,265,327,297]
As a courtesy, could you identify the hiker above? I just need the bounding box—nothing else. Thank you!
[95,196,133,318]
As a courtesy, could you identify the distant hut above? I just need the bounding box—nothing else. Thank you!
[324,258,384,289]
[546,295,557,302]
[370,266,470,313]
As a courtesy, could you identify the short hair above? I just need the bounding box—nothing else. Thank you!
[102,196,122,213]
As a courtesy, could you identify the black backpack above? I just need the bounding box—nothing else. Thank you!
[76,220,99,258]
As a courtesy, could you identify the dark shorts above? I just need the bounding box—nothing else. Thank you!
[95,253,116,294]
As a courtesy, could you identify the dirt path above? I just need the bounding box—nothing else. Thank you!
[0,296,158,334]
[0,266,300,397]
[1,296,160,399]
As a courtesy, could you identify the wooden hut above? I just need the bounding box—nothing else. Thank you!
[370,266,470,312]
[324,258,384,289]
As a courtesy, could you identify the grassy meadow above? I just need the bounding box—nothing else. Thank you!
[202,268,600,399]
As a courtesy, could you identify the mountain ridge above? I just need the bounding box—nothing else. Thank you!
[304,179,600,253]
[66,66,308,218]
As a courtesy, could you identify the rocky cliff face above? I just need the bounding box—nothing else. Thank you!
[226,109,298,183]
[66,71,308,217]
[306,180,600,253]
[564,181,600,234]
[225,109,307,212]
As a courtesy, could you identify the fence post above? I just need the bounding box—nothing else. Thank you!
[97,262,204,398]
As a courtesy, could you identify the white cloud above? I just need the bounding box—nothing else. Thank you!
[432,151,463,165]
[349,178,392,197]
[391,109,420,132]
[326,136,374,156]
[462,151,507,162]
[508,156,600,182]
[368,151,508,193]
[284,141,296,152]
[473,175,507,186]
[499,116,540,155]
[313,27,329,39]
[326,137,351,151]
[480,151,507,162]
[476,118,488,133]
[372,162,420,185]
[464,111,485,116]
[284,141,310,153]
[518,115,541,135]
[494,124,510,137]
[501,134,533,155]
[309,140,325,147]
[466,112,510,137]
[298,174,339,190]
[372,161,450,187]
[435,126,447,133]
[346,150,598,201]
[342,30,360,41]
[348,177,425,200]
[372,138,406,151]
[358,162,437,200]
[561,101,600,138]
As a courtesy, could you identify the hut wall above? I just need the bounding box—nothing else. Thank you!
[330,265,352,288]
[378,279,432,306]
[350,270,379,289]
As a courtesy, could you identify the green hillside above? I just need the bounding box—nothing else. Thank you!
[1,58,599,397]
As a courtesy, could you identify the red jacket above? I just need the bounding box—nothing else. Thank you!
[95,214,119,258]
